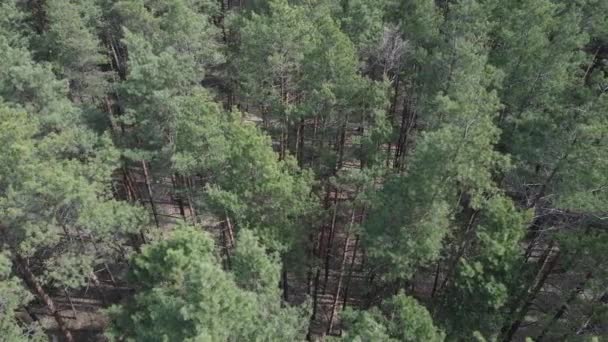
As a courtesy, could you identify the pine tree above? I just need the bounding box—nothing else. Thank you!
[363,0,510,282]
[202,117,316,252]
[338,292,445,341]
[38,0,109,103]
[106,226,308,341]
[440,195,531,339]
[0,253,46,342]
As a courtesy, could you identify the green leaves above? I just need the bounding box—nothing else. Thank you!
[363,0,510,281]
[232,229,281,294]
[0,254,45,342]
[0,96,144,292]
[202,119,316,252]
[42,0,109,101]
[107,227,307,341]
[339,293,445,342]
[441,195,530,339]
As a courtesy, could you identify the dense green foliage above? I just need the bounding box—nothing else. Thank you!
[106,228,307,341]
[0,0,606,341]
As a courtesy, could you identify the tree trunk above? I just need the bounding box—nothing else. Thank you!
[186,176,197,221]
[336,121,348,172]
[386,75,400,167]
[430,260,442,298]
[224,212,235,247]
[436,210,479,296]
[295,118,305,166]
[282,268,289,301]
[501,242,560,341]
[15,254,74,342]
[141,160,160,228]
[394,93,415,169]
[221,227,232,270]
[536,271,593,341]
[342,234,359,310]
[323,190,341,293]
[172,174,187,221]
[327,232,351,335]
[307,268,321,341]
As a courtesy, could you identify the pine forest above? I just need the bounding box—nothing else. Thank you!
[0,0,607,341]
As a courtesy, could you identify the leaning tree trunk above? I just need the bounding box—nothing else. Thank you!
[536,271,593,341]
[327,210,355,335]
[501,242,560,341]
[16,254,74,342]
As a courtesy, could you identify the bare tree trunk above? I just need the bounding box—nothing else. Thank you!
[172,174,187,221]
[336,122,347,172]
[436,210,479,296]
[186,176,197,220]
[89,270,108,305]
[16,254,74,342]
[307,231,315,295]
[295,118,305,166]
[311,116,319,168]
[536,271,593,341]
[327,232,351,335]
[366,272,376,308]
[523,145,574,260]
[568,292,607,338]
[501,242,560,341]
[394,93,415,169]
[73,226,114,303]
[224,212,235,247]
[221,227,232,270]
[342,234,359,310]
[307,268,321,340]
[122,167,137,202]
[386,75,400,167]
[328,209,356,334]
[323,190,341,293]
[63,288,77,318]
[282,268,289,301]
[430,260,442,298]
[141,160,160,228]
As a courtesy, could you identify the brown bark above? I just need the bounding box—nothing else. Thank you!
[221,227,232,270]
[307,268,321,340]
[328,209,356,334]
[307,230,315,295]
[430,260,442,298]
[171,174,187,221]
[186,176,197,220]
[386,75,400,167]
[342,234,359,310]
[327,231,352,335]
[224,212,235,247]
[501,242,560,341]
[15,254,74,342]
[122,167,136,202]
[394,93,416,170]
[323,190,341,293]
[141,160,160,228]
